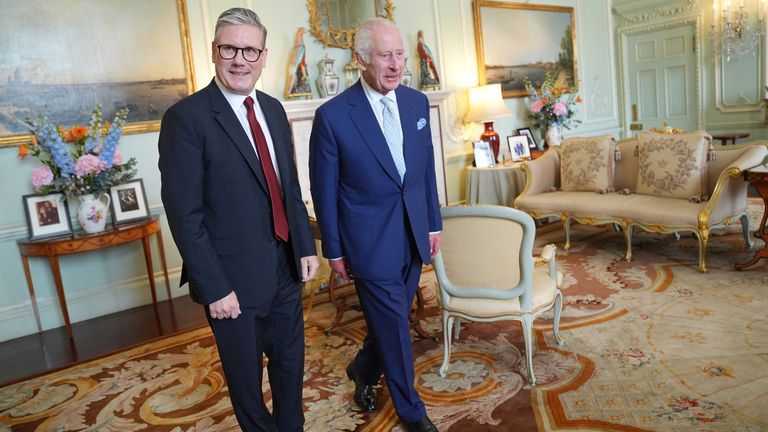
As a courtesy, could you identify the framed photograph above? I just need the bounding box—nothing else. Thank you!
[109,179,150,224]
[22,192,73,240]
[473,1,577,98]
[517,127,538,149]
[507,135,531,162]
[0,0,195,148]
[473,140,496,168]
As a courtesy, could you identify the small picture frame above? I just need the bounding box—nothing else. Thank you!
[507,135,531,162]
[22,192,73,240]
[517,127,538,149]
[109,178,150,224]
[473,140,496,168]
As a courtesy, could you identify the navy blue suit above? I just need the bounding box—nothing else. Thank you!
[309,81,442,422]
[159,79,315,432]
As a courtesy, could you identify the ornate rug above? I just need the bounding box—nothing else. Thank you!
[1,201,766,431]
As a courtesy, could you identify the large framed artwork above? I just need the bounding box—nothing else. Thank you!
[473,1,577,98]
[0,0,195,148]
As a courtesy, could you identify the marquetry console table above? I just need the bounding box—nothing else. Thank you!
[736,166,768,270]
[17,216,171,338]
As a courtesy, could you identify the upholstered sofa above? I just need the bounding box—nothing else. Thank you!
[513,134,768,272]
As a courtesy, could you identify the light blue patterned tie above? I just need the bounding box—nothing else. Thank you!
[380,97,406,181]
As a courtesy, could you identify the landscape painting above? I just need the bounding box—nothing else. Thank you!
[0,0,194,147]
[473,1,576,98]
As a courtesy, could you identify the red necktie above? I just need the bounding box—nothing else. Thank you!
[244,96,289,241]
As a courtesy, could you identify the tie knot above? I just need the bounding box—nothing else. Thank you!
[380,96,395,110]
[244,96,255,111]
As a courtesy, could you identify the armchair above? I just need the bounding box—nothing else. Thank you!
[433,205,564,386]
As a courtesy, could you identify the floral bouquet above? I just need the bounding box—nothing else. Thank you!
[523,72,582,130]
[19,105,137,197]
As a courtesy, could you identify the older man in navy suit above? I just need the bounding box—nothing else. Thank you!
[159,8,318,432]
[309,17,442,432]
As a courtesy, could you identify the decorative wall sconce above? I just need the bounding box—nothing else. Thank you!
[710,0,765,62]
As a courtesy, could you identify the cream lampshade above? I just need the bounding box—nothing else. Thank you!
[466,84,512,162]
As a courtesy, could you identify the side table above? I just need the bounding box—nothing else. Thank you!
[17,216,172,337]
[712,133,750,146]
[736,166,768,270]
[465,164,527,206]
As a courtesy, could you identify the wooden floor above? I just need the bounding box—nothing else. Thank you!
[0,296,207,386]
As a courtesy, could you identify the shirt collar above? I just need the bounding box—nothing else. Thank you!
[214,77,257,111]
[360,77,397,106]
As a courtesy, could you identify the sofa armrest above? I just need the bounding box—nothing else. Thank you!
[515,149,560,206]
[701,142,768,226]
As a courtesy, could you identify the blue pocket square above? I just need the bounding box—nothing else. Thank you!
[417,118,427,130]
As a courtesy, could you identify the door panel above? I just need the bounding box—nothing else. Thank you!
[627,23,696,132]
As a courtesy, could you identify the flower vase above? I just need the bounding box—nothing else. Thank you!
[77,193,111,234]
[545,124,563,147]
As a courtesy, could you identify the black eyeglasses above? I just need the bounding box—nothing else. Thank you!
[216,44,264,62]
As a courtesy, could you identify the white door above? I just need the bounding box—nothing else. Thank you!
[626,23,698,133]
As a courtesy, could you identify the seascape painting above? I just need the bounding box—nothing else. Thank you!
[473,1,576,98]
[0,0,194,146]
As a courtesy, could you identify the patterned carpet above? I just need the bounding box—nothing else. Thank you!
[1,201,766,431]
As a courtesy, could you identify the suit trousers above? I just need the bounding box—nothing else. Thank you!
[206,241,304,432]
[351,233,426,423]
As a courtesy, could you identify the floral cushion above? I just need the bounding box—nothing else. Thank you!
[635,131,710,199]
[558,135,615,192]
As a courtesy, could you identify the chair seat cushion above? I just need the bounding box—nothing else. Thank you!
[444,268,561,318]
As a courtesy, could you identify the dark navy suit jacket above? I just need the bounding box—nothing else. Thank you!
[159,79,315,313]
[309,81,442,280]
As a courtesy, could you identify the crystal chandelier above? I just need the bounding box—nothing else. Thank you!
[710,0,766,62]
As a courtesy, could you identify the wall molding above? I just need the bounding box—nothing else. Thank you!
[0,266,183,342]
[715,45,765,113]
[613,0,697,24]
[583,0,619,124]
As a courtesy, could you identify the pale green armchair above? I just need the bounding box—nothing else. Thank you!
[433,205,564,386]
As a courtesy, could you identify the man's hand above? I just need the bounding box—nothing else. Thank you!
[209,291,241,320]
[329,257,352,281]
[301,255,320,281]
[429,233,442,259]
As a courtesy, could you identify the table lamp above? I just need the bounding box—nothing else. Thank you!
[466,84,512,162]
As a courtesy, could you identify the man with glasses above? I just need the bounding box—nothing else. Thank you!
[158,7,318,432]
[309,18,442,432]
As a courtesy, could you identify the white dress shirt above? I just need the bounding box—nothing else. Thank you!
[215,78,282,184]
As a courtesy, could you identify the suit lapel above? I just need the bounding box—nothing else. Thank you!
[208,81,268,194]
[257,91,293,197]
[348,82,403,187]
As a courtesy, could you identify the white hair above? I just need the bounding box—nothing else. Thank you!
[354,17,398,63]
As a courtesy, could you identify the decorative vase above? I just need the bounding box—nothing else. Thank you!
[544,124,563,147]
[316,56,340,98]
[77,193,111,234]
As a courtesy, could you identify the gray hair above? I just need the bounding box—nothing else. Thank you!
[214,8,268,46]
[354,17,397,63]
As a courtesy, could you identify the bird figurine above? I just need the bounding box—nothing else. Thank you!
[417,30,440,90]
[285,27,312,99]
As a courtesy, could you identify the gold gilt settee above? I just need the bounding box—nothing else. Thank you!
[514,137,768,272]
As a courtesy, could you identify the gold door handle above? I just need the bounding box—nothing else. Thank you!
[631,103,639,122]
[630,123,643,131]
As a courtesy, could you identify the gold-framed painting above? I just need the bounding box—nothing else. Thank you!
[0,0,195,148]
[473,1,577,98]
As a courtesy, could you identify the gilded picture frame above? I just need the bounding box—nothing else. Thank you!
[0,0,195,148]
[307,0,395,49]
[473,1,577,98]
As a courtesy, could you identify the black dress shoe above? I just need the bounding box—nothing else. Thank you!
[403,416,438,432]
[346,363,377,411]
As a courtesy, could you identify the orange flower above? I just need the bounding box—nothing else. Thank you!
[63,125,89,143]
[576,97,583,103]
[17,144,29,159]
[541,98,549,105]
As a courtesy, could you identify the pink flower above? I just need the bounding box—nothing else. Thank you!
[31,166,54,190]
[552,102,567,116]
[530,99,545,113]
[112,149,124,166]
[74,154,105,177]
